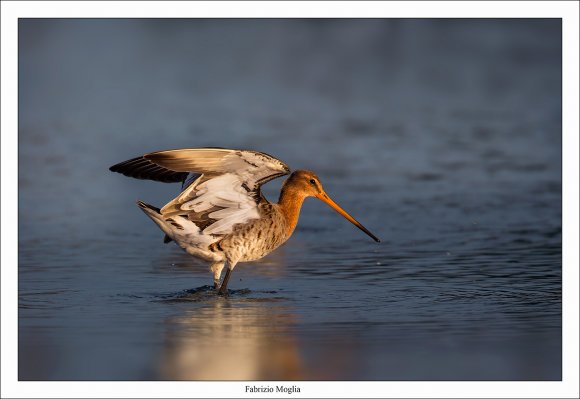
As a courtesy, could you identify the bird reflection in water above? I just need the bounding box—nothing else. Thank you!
[157,298,304,380]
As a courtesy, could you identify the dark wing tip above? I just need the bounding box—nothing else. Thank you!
[109,156,188,183]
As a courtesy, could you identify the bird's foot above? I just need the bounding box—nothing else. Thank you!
[214,280,228,295]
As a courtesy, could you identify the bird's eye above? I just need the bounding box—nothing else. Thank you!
[309,179,316,185]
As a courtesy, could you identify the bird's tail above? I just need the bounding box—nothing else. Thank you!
[136,200,221,262]
[136,201,173,243]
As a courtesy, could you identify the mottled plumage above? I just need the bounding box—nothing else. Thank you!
[110,148,379,294]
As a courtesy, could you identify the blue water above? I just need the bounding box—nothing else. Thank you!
[18,19,561,380]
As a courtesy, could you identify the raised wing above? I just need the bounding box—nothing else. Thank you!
[111,148,290,236]
[178,173,264,235]
[144,148,290,190]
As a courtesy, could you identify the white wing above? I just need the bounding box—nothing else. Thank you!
[132,148,290,236]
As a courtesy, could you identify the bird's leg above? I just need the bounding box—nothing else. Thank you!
[217,257,238,295]
[210,261,225,290]
[218,268,232,295]
[218,261,238,295]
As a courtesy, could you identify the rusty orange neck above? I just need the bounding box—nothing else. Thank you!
[278,185,307,238]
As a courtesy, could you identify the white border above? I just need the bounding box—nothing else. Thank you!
[2,1,578,398]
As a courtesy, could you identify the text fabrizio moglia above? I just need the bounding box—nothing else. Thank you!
[245,385,301,394]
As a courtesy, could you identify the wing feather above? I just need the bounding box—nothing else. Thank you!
[109,156,188,183]
[203,207,261,235]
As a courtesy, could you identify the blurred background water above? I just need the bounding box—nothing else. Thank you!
[18,19,561,380]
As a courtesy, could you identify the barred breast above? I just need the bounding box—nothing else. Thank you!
[219,203,289,263]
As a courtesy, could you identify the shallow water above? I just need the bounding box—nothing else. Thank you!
[18,19,561,380]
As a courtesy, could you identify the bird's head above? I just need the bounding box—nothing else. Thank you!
[285,170,324,198]
[284,169,380,242]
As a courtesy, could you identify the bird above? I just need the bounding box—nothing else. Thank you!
[110,148,380,294]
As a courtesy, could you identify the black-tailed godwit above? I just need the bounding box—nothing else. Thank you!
[110,148,379,294]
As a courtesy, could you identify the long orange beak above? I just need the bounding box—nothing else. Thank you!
[316,192,380,242]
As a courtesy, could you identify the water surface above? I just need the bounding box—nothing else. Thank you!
[19,19,561,380]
